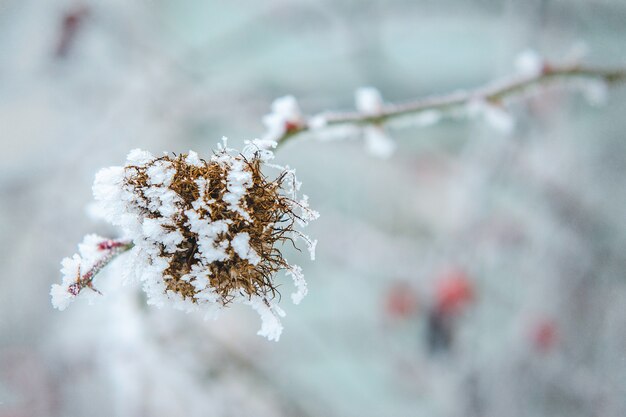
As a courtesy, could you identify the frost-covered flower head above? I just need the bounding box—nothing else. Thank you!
[54,139,318,341]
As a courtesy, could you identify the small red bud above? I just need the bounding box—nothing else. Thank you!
[284,121,301,133]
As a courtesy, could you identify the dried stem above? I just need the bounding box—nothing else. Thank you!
[71,239,134,296]
[275,64,626,148]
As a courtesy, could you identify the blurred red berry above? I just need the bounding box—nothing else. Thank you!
[435,269,474,315]
[531,319,558,353]
[385,282,418,319]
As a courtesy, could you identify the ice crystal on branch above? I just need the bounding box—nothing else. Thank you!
[262,96,305,142]
[51,235,132,311]
[262,55,624,154]
[355,87,396,158]
[514,49,544,78]
[53,140,318,341]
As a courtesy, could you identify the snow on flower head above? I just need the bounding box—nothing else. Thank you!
[91,140,318,340]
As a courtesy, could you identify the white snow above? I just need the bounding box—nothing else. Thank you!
[363,126,396,159]
[246,296,285,342]
[126,148,154,166]
[185,150,202,167]
[515,49,543,78]
[581,80,608,106]
[231,232,261,266]
[355,87,384,115]
[51,254,82,311]
[286,265,307,304]
[354,87,398,158]
[223,157,253,221]
[242,139,277,162]
[308,114,328,130]
[146,160,175,187]
[467,99,515,134]
[52,234,121,310]
[262,95,304,141]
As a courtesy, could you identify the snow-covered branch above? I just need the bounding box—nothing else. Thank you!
[266,62,626,151]
[51,236,133,310]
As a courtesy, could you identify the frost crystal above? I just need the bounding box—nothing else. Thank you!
[51,235,131,311]
[363,126,396,159]
[467,99,515,134]
[355,87,384,115]
[515,49,544,78]
[262,96,305,141]
[88,142,318,341]
[355,87,396,158]
[581,80,608,106]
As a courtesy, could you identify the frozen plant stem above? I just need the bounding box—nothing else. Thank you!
[72,240,133,296]
[275,64,626,148]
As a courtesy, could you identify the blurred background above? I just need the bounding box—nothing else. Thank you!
[1,0,626,416]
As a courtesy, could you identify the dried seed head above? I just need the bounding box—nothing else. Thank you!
[92,139,318,340]
[124,150,303,303]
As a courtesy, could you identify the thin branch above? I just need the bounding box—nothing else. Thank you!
[276,64,626,148]
[70,239,134,296]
